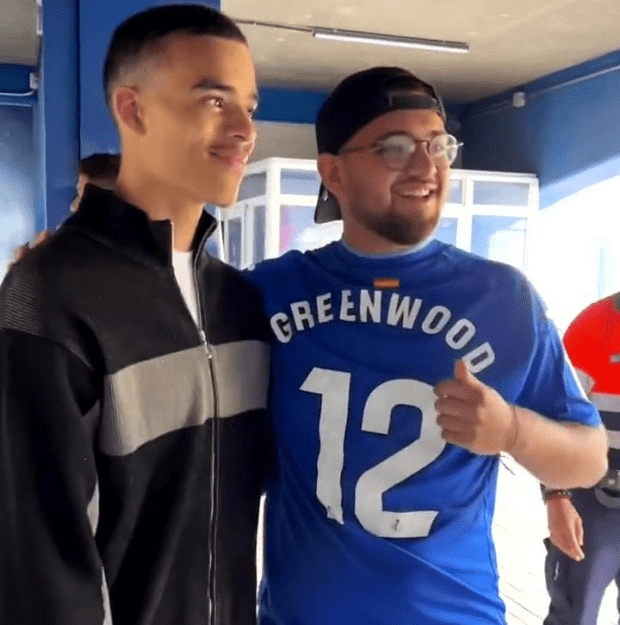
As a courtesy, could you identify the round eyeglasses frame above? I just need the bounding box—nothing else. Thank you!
[339,132,463,171]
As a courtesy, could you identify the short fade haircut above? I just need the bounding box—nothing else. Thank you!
[79,153,121,180]
[103,4,248,112]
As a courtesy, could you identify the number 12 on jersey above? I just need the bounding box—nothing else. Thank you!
[301,367,446,539]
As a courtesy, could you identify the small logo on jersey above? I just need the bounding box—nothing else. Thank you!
[373,278,400,290]
[610,354,620,364]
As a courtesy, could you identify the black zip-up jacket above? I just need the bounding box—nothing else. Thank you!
[0,186,272,625]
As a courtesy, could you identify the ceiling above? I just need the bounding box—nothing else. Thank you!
[224,0,620,101]
[1,0,619,100]
[0,0,37,65]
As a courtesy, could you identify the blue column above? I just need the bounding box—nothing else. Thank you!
[37,0,79,230]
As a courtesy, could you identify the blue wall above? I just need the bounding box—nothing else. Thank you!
[255,85,465,133]
[254,87,328,124]
[254,49,620,210]
[461,49,620,207]
[0,64,36,106]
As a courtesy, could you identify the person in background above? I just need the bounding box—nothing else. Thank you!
[10,153,121,268]
[543,293,620,625]
[71,152,121,212]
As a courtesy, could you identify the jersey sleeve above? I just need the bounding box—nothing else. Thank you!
[0,328,109,625]
[516,296,601,427]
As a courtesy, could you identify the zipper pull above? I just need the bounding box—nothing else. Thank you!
[199,330,213,358]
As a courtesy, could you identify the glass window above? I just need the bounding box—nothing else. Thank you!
[0,106,35,280]
[252,205,266,264]
[280,205,342,255]
[447,179,464,205]
[227,218,242,268]
[203,222,224,261]
[471,216,526,270]
[473,180,530,206]
[237,173,266,201]
[435,218,457,246]
[281,170,321,196]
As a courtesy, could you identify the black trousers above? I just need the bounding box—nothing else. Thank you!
[544,488,620,625]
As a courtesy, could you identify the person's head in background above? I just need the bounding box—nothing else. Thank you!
[72,153,121,212]
[103,4,257,214]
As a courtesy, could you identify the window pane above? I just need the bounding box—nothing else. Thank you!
[0,106,35,280]
[447,179,463,204]
[204,223,224,261]
[281,170,321,196]
[435,218,457,246]
[253,205,266,264]
[471,216,526,269]
[237,173,266,201]
[473,181,530,206]
[280,205,342,254]
[227,218,242,268]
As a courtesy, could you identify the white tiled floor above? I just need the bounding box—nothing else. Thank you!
[494,458,618,625]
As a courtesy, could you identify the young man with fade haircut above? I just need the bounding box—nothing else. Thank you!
[247,67,608,625]
[0,5,271,625]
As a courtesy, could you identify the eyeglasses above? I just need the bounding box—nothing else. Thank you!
[339,132,463,171]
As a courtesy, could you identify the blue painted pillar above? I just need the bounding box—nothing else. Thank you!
[79,0,220,157]
[37,0,79,230]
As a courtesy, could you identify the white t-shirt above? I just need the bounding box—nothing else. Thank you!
[172,250,200,326]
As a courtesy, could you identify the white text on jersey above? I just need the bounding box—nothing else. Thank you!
[269,289,495,374]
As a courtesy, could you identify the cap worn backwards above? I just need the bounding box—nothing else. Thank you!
[314,67,445,224]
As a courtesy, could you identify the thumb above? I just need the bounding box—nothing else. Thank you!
[455,360,476,383]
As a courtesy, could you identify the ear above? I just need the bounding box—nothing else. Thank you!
[113,86,145,135]
[317,153,345,197]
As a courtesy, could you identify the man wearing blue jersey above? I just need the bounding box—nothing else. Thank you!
[247,67,608,625]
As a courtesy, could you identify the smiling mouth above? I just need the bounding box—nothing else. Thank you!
[209,151,249,167]
[395,188,435,199]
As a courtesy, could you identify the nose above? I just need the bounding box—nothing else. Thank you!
[227,104,257,148]
[404,141,438,178]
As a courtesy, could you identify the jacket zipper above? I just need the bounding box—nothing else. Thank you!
[170,217,220,624]
[193,262,220,625]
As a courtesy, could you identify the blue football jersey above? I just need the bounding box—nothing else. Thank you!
[247,240,600,625]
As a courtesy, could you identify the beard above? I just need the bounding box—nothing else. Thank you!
[350,200,441,246]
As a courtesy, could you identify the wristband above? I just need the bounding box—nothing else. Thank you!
[542,488,571,503]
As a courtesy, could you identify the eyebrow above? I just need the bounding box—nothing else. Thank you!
[191,79,259,105]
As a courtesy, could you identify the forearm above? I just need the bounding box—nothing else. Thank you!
[506,407,608,488]
[1,330,106,623]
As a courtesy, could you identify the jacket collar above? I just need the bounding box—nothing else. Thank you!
[67,184,217,268]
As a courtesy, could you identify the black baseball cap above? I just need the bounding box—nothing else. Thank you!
[314,67,446,224]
